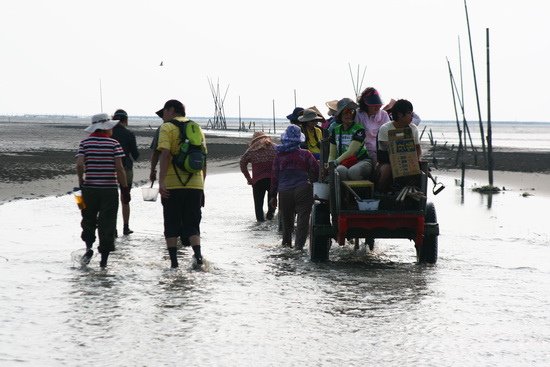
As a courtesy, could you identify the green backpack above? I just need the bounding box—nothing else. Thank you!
[169,119,206,184]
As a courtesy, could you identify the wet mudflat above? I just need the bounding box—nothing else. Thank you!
[0,172,549,366]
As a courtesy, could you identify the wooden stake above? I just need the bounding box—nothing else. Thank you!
[486,28,494,186]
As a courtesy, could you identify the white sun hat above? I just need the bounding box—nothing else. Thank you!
[84,113,119,132]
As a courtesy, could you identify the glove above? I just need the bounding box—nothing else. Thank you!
[201,191,205,207]
[120,187,131,204]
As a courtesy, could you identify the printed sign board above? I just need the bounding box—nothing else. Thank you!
[388,127,420,178]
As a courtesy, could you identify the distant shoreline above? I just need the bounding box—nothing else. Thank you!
[1,128,549,205]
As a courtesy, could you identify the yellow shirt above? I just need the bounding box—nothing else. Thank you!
[305,126,322,154]
[157,117,207,190]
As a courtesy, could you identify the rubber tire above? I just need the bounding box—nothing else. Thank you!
[309,203,331,262]
[418,202,438,264]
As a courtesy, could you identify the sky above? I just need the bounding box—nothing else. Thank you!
[1,0,549,122]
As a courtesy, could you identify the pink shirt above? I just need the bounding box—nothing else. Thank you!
[355,109,390,163]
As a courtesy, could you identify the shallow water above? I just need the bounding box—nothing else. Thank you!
[1,172,549,366]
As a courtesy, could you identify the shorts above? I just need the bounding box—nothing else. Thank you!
[161,188,202,239]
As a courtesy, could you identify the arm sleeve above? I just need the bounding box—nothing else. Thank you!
[239,152,252,182]
[157,124,172,151]
[270,157,280,196]
[308,152,320,182]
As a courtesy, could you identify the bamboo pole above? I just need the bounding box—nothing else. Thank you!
[348,63,357,98]
[458,36,467,151]
[464,0,487,163]
[486,28,494,186]
[448,61,477,157]
[446,58,463,166]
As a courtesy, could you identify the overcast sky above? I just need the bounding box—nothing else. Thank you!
[1,0,549,122]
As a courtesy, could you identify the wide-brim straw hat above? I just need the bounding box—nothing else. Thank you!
[250,131,270,144]
[298,108,323,123]
[325,99,338,112]
[335,98,359,118]
[84,113,119,132]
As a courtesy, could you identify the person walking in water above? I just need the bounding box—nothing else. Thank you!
[76,113,129,268]
[270,125,319,249]
[240,132,277,222]
[154,99,207,268]
[111,109,139,235]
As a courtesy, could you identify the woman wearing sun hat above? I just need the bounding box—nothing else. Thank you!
[76,113,129,268]
[298,108,324,160]
[240,132,277,222]
[269,125,319,249]
[328,97,373,181]
[355,87,390,164]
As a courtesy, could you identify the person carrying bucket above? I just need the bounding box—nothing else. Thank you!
[76,113,129,268]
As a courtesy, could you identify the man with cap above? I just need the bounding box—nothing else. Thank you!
[154,99,207,268]
[111,109,139,235]
[76,113,129,268]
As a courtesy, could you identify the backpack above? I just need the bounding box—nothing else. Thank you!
[169,119,206,185]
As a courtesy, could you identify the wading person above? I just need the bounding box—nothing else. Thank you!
[240,132,277,222]
[376,99,421,192]
[155,99,207,268]
[328,97,373,181]
[270,125,319,249]
[111,109,139,235]
[76,113,129,268]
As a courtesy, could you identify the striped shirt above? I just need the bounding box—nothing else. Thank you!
[77,134,125,188]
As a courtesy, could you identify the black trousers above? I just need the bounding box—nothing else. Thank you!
[252,178,275,221]
[81,187,118,253]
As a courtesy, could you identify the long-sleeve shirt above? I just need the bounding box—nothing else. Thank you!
[239,145,276,185]
[271,148,319,195]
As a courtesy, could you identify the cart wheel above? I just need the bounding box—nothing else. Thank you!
[310,203,331,262]
[417,202,438,264]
